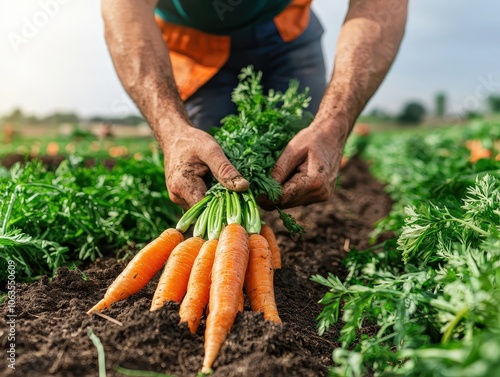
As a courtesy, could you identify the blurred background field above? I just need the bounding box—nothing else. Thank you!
[1,0,499,162]
[2,102,499,163]
[0,115,156,161]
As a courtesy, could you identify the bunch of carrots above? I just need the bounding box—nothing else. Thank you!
[87,67,312,373]
[87,192,282,373]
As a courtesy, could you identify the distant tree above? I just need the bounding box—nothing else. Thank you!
[121,115,145,125]
[466,111,483,120]
[41,112,80,125]
[488,95,500,113]
[88,116,107,123]
[435,92,447,117]
[397,101,427,125]
[369,107,392,120]
[25,115,41,124]
[4,108,25,123]
[87,114,145,126]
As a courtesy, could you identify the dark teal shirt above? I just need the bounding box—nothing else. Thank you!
[155,0,291,34]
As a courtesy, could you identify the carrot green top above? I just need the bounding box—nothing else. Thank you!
[155,0,291,34]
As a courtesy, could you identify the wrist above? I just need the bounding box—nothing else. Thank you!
[311,110,352,146]
[154,115,192,151]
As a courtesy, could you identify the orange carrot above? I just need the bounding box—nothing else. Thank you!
[87,228,183,314]
[150,236,205,311]
[260,224,281,269]
[245,234,281,324]
[179,239,218,334]
[466,139,493,163]
[201,223,249,374]
[238,290,244,313]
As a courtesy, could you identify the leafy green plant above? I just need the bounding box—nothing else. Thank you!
[0,156,181,284]
[176,67,312,237]
[312,121,500,377]
[364,121,500,241]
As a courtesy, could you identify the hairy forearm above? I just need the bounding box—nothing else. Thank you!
[101,0,189,143]
[316,0,408,140]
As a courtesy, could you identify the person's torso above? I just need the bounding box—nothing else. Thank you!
[155,0,292,34]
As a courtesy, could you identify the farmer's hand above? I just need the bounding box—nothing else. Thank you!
[256,0,407,210]
[161,125,249,209]
[266,119,346,209]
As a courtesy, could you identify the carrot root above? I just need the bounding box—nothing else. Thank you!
[201,223,249,373]
[260,224,281,269]
[151,236,205,311]
[245,234,281,324]
[238,290,244,313]
[87,228,183,315]
[179,239,218,334]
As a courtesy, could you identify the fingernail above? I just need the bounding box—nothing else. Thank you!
[232,176,249,190]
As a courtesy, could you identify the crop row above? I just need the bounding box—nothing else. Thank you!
[314,120,500,376]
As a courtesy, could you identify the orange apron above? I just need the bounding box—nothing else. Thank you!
[155,0,312,101]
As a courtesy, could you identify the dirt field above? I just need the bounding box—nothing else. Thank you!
[1,157,392,377]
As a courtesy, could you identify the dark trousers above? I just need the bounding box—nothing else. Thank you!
[185,10,327,131]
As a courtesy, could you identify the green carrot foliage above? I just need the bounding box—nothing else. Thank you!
[0,156,181,283]
[313,120,500,377]
[177,66,313,236]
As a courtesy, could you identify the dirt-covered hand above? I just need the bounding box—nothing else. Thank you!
[161,126,249,209]
[268,123,344,209]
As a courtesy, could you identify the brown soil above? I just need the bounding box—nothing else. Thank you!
[0,157,392,377]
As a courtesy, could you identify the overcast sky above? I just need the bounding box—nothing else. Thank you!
[1,0,499,119]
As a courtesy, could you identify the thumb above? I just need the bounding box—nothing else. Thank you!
[206,148,249,192]
[271,146,304,184]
